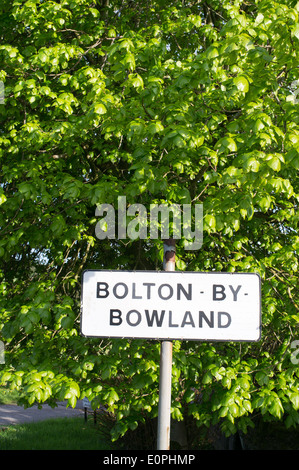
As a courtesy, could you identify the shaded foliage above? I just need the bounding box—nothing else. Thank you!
[0,0,298,444]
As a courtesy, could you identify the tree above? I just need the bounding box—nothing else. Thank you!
[0,0,298,444]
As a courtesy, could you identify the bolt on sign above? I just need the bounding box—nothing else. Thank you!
[81,270,261,342]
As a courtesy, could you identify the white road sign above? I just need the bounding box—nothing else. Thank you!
[80,270,261,342]
[82,397,91,408]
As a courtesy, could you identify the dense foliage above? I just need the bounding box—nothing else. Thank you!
[0,0,298,444]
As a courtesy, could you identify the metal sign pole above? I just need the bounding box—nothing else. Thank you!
[157,239,175,450]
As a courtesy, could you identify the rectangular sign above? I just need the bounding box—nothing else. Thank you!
[80,270,261,342]
[82,397,91,408]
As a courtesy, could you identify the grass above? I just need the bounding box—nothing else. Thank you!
[0,415,116,450]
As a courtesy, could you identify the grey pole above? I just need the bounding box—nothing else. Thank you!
[157,239,175,450]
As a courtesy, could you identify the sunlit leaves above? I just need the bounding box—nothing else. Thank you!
[233,76,249,93]
[0,0,298,446]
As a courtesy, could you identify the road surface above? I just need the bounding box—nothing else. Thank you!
[0,401,85,426]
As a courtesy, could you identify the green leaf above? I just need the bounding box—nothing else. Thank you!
[171,406,183,421]
[259,195,272,212]
[184,388,195,403]
[290,393,299,410]
[38,50,48,63]
[216,137,237,153]
[268,395,283,419]
[239,196,254,219]
[202,371,213,384]
[189,14,202,28]
[204,214,216,232]
[94,103,107,115]
[219,406,229,417]
[128,73,144,90]
[233,76,249,93]
[291,24,299,39]
[243,400,252,413]
[147,121,164,134]
[50,215,66,235]
[18,182,34,199]
[206,46,219,59]
[244,157,260,172]
[229,403,239,418]
[255,371,269,386]
[0,190,7,205]
[266,155,282,171]
[222,377,232,389]
[211,366,225,381]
